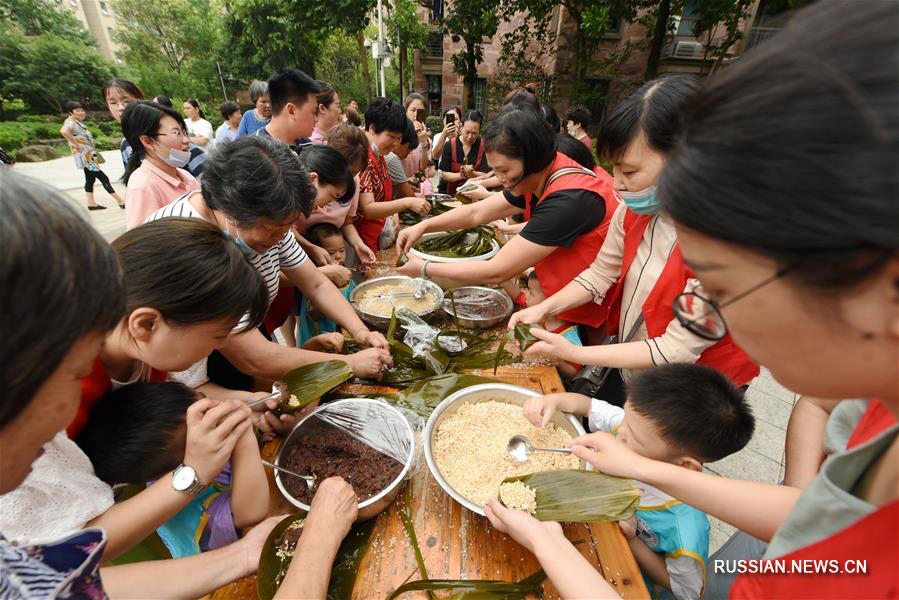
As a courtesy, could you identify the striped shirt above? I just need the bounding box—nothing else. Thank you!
[145,192,307,330]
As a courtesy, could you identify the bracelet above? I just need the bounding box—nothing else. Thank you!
[420,259,431,280]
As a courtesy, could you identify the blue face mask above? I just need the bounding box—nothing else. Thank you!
[619,186,661,215]
[224,229,261,257]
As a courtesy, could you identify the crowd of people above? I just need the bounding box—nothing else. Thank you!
[2,1,896,598]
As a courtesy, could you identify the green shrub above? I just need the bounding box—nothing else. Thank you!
[94,137,121,151]
[426,115,443,135]
[15,114,63,123]
[0,124,28,151]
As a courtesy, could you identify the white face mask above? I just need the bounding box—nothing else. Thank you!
[153,141,190,169]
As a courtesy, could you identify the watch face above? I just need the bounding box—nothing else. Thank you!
[172,465,196,491]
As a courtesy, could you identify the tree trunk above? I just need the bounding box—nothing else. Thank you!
[644,0,672,80]
[356,28,373,100]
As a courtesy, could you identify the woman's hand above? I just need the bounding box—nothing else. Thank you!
[353,242,377,265]
[239,515,287,575]
[396,222,426,254]
[307,244,334,266]
[316,332,345,352]
[444,123,458,139]
[318,264,351,288]
[345,347,393,378]
[414,120,429,144]
[524,327,580,362]
[508,303,550,329]
[404,197,431,216]
[184,399,253,483]
[484,499,563,554]
[250,394,314,442]
[359,329,389,350]
[462,185,491,201]
[305,477,358,541]
[570,431,651,480]
[491,219,517,234]
[396,254,423,278]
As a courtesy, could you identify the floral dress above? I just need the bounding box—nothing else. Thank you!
[64,118,100,172]
[0,529,107,599]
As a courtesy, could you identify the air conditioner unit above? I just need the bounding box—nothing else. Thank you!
[672,40,706,60]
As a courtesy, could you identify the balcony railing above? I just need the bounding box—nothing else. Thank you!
[746,26,782,51]
[422,30,443,59]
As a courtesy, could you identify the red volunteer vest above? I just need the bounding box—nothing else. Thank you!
[524,153,618,328]
[730,400,898,599]
[355,146,393,252]
[445,138,486,196]
[68,358,168,438]
[603,211,759,385]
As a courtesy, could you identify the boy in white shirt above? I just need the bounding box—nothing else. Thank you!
[523,364,755,599]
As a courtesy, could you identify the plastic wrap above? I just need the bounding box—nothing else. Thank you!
[310,399,415,466]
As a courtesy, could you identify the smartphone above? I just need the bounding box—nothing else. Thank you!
[416,107,427,123]
[446,113,455,124]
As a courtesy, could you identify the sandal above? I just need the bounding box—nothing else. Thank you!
[87,205,107,211]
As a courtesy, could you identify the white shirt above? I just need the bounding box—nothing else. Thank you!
[187,118,215,150]
[215,122,238,146]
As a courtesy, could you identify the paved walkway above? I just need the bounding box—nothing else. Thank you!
[12,152,796,553]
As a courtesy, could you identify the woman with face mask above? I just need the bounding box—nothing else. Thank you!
[121,101,201,229]
[509,75,760,402]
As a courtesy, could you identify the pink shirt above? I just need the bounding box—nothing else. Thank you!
[310,127,326,144]
[294,174,360,234]
[401,146,423,179]
[124,161,200,230]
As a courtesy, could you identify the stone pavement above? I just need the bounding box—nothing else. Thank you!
[12,153,797,553]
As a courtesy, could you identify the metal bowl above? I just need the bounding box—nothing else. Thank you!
[442,286,513,329]
[410,231,500,264]
[274,398,416,521]
[349,275,444,331]
[422,383,588,517]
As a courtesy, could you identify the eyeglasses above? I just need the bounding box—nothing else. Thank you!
[156,130,189,140]
[672,266,790,341]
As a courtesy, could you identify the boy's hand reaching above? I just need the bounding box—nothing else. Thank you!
[618,516,638,540]
[524,393,592,428]
[184,399,252,484]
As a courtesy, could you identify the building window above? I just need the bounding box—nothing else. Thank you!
[426,75,442,115]
[107,26,114,36]
[100,0,110,15]
[69,0,77,6]
[473,78,487,114]
[674,1,700,37]
[423,29,443,59]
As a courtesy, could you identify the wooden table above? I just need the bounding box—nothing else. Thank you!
[212,248,648,599]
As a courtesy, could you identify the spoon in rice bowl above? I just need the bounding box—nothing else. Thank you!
[507,434,573,463]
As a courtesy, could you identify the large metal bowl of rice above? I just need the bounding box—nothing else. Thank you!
[423,383,587,516]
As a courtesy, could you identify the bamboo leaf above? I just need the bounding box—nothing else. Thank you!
[512,324,539,352]
[492,330,510,374]
[280,360,354,413]
[387,569,546,600]
[502,470,642,522]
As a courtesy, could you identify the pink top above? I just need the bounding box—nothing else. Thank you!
[124,161,200,230]
[294,174,361,234]
[401,146,424,178]
[310,127,326,144]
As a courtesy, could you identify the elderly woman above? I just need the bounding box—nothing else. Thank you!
[236,79,272,138]
[146,136,390,404]
[0,169,359,598]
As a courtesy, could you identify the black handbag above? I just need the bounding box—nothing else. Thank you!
[568,314,644,399]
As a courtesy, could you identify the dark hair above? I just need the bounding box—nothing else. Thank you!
[121,101,188,185]
[101,78,144,103]
[364,97,406,134]
[659,1,898,290]
[484,107,557,176]
[400,117,420,151]
[268,68,321,115]
[113,218,268,332]
[63,101,83,114]
[540,105,561,133]
[153,95,173,108]
[306,222,343,247]
[316,81,337,109]
[0,171,124,425]
[403,92,426,111]
[297,144,353,204]
[443,106,462,121]
[566,106,591,129]
[343,107,362,127]
[249,79,269,104]
[76,382,197,484]
[184,98,205,119]
[220,101,241,120]
[325,122,369,173]
[557,132,596,170]
[502,86,539,111]
[627,364,754,463]
[462,110,483,127]
[202,135,316,224]
[596,74,702,163]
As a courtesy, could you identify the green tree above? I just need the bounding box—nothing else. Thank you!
[443,0,502,109]
[489,4,557,111]
[327,0,378,101]
[387,0,429,96]
[0,0,93,42]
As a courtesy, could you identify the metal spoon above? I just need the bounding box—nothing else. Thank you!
[262,460,317,488]
[507,434,573,463]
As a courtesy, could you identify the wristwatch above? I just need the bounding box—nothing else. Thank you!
[171,464,206,496]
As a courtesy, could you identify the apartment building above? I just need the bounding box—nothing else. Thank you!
[56,0,120,61]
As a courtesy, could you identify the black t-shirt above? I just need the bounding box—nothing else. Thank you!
[438,137,489,192]
[503,188,605,248]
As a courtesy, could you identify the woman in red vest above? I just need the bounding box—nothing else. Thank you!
[510,75,759,396]
[490,3,897,598]
[397,107,617,329]
[437,109,490,196]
